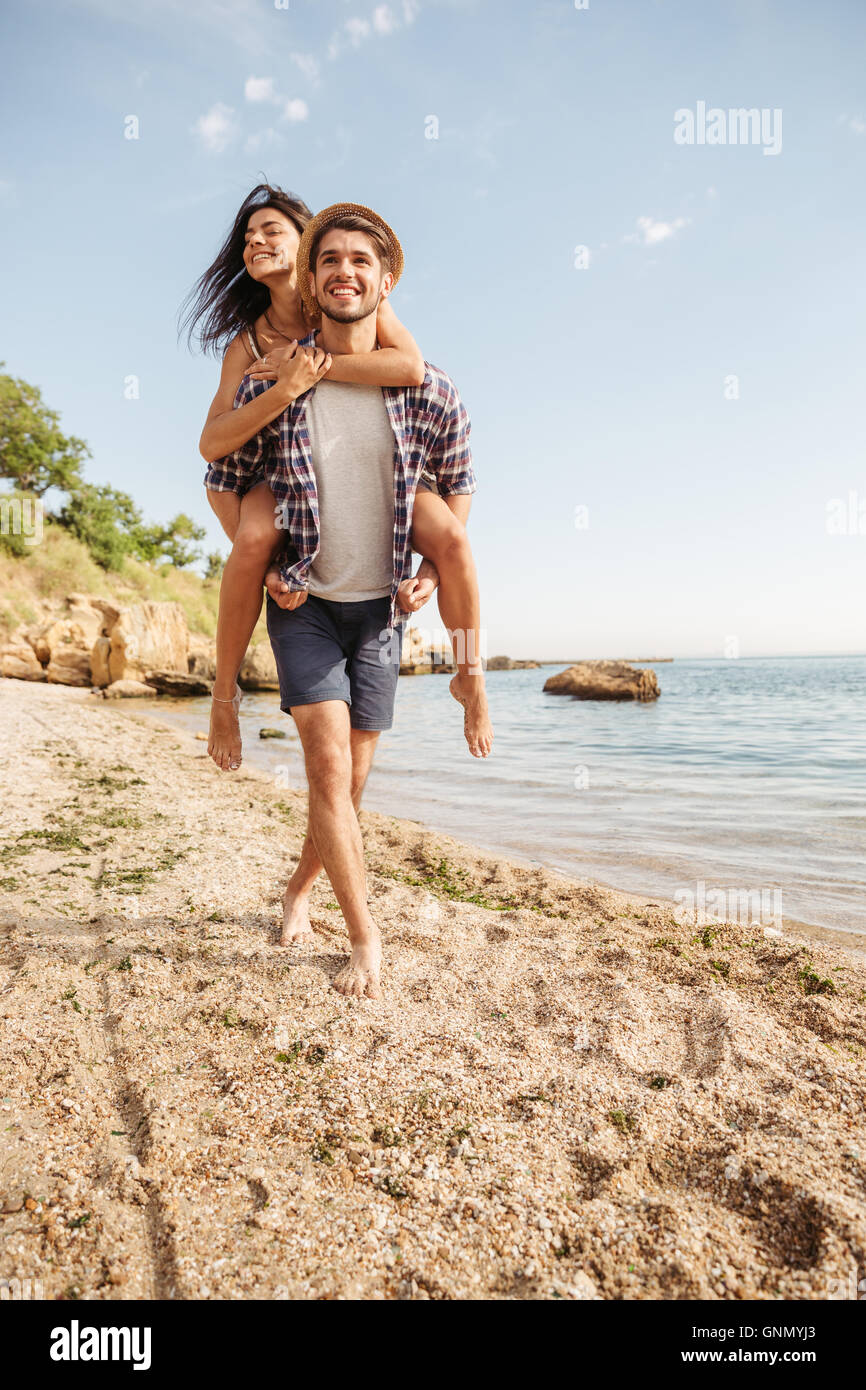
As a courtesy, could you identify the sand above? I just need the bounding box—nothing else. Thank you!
[1,677,864,1301]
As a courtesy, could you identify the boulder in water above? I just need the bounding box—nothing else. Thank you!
[543,660,660,702]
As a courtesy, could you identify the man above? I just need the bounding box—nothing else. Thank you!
[221,203,482,1000]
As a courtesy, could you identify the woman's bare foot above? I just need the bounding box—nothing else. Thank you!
[333,930,382,999]
[208,686,243,771]
[280,886,315,946]
[449,672,494,758]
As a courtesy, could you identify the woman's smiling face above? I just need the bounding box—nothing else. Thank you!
[242,207,300,282]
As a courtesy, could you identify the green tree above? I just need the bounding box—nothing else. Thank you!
[204,550,225,581]
[0,366,90,496]
[58,483,143,570]
[133,513,207,569]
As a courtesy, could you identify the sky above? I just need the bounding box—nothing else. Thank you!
[1,0,864,658]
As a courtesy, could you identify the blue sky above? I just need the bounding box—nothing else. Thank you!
[1,0,864,658]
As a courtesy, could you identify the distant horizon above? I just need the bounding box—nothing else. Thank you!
[536,653,866,664]
[504,651,866,665]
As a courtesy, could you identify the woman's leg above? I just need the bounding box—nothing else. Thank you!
[410,489,493,758]
[207,488,243,544]
[208,482,282,771]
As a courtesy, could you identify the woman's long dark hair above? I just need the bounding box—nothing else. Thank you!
[180,183,313,355]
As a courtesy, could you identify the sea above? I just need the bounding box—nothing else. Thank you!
[138,655,866,937]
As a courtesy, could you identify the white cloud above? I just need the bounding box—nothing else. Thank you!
[245,76,275,103]
[346,17,371,45]
[291,52,320,83]
[373,4,396,33]
[283,98,309,123]
[328,3,419,59]
[624,215,690,246]
[849,117,866,135]
[192,103,236,153]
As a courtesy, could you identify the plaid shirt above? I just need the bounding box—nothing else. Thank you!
[213,332,476,628]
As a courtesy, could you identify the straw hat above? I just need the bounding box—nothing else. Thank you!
[296,202,404,320]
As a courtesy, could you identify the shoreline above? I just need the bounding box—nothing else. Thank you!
[1,677,865,1301]
[130,687,866,960]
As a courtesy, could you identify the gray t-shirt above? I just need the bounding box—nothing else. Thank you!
[305,381,396,602]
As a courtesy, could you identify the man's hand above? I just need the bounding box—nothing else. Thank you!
[397,573,438,613]
[248,343,332,400]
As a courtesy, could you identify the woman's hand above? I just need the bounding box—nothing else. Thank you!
[247,343,332,400]
[397,573,438,613]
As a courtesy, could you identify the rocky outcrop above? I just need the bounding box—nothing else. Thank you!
[108,602,188,685]
[543,660,660,702]
[90,635,112,687]
[486,655,540,671]
[188,635,217,682]
[0,594,194,690]
[0,641,46,681]
[400,626,453,676]
[144,671,212,697]
[101,679,156,699]
[30,594,117,686]
[239,643,279,691]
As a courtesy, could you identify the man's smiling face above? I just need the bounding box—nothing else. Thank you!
[310,229,393,324]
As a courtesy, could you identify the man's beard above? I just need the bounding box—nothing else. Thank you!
[318,290,380,325]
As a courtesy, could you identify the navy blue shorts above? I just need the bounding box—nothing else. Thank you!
[266,593,401,731]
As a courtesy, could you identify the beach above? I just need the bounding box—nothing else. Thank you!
[1,676,865,1301]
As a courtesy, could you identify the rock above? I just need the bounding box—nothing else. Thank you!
[569,1271,601,1300]
[486,655,540,671]
[0,641,46,681]
[543,660,660,702]
[107,601,189,684]
[144,670,211,697]
[90,635,111,687]
[239,643,280,691]
[31,595,114,686]
[195,731,208,741]
[259,727,286,739]
[69,592,121,630]
[400,626,453,675]
[102,679,156,699]
[188,635,217,681]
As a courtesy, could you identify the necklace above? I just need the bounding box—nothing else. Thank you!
[264,308,298,340]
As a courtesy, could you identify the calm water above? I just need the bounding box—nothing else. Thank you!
[141,656,866,935]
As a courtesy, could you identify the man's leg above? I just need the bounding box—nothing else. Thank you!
[289,701,381,999]
[281,727,380,945]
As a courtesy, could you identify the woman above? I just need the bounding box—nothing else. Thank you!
[183,183,492,769]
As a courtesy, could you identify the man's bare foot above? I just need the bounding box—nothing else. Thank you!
[333,930,382,999]
[280,886,315,946]
[208,686,242,771]
[449,672,494,758]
